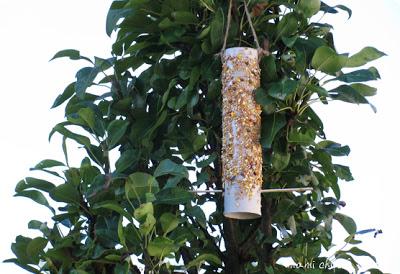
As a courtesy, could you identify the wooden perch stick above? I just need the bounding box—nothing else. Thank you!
[190,187,313,194]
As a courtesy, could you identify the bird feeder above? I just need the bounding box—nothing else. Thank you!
[222,47,263,219]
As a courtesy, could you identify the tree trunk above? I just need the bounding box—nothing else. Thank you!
[223,218,244,274]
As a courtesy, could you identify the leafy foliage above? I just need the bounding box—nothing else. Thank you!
[8,0,385,273]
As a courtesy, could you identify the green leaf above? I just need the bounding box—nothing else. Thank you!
[288,127,316,145]
[75,67,99,98]
[50,123,91,147]
[330,67,381,83]
[107,119,129,149]
[94,56,115,71]
[365,269,384,274]
[70,270,90,274]
[261,113,286,148]
[350,83,377,97]
[134,202,154,221]
[106,1,131,36]
[49,183,81,204]
[78,107,96,130]
[345,247,376,263]
[172,11,198,24]
[160,212,180,235]
[311,46,348,74]
[147,236,178,257]
[334,164,354,181]
[346,47,386,68]
[260,55,278,86]
[255,88,277,111]
[185,205,206,228]
[276,13,298,39]
[51,82,75,108]
[15,190,55,214]
[155,187,193,205]
[114,263,129,274]
[282,35,298,48]
[50,49,91,62]
[26,237,47,263]
[10,236,34,265]
[268,78,298,100]
[328,85,376,112]
[115,149,139,173]
[32,159,65,170]
[210,8,224,50]
[95,215,120,247]
[308,84,329,98]
[94,201,133,220]
[272,151,290,171]
[139,213,156,236]
[320,3,352,19]
[335,5,352,18]
[125,172,159,202]
[197,153,217,168]
[15,177,56,193]
[297,0,321,18]
[334,213,357,234]
[329,85,368,104]
[187,253,222,269]
[316,141,350,156]
[154,159,189,178]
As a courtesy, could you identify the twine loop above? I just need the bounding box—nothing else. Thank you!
[221,0,265,61]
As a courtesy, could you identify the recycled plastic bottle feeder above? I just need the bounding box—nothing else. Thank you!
[194,0,312,220]
[222,47,263,219]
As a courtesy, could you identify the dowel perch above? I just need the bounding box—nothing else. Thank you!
[190,187,313,194]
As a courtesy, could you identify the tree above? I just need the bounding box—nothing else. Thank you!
[6,0,385,273]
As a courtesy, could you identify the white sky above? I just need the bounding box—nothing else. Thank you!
[0,1,399,273]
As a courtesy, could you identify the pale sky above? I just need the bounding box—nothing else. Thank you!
[0,1,399,273]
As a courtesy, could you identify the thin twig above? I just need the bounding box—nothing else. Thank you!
[190,189,223,193]
[260,187,313,193]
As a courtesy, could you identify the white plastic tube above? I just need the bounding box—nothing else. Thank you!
[222,47,262,219]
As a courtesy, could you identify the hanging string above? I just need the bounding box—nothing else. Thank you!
[221,0,233,60]
[221,0,265,60]
[242,0,261,51]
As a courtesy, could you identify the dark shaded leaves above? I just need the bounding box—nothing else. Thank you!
[106,1,131,36]
[210,8,224,50]
[331,67,381,83]
[155,188,193,205]
[268,78,298,100]
[154,159,189,178]
[107,119,129,149]
[261,113,286,148]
